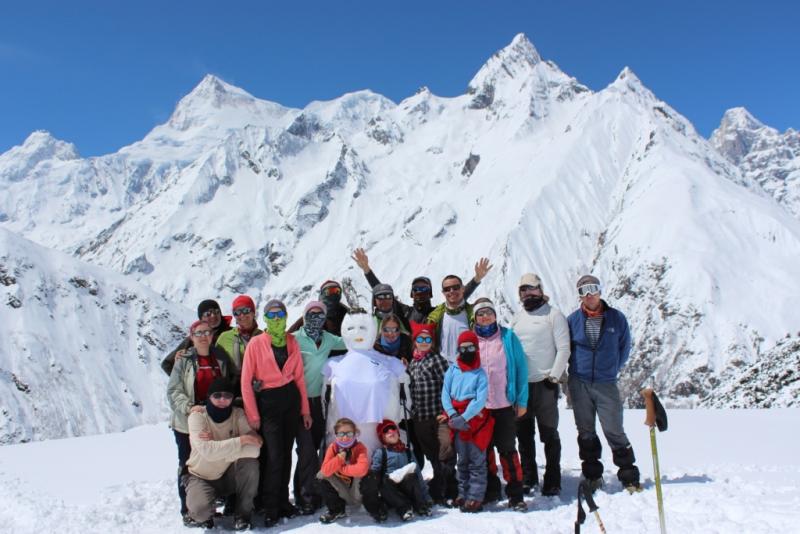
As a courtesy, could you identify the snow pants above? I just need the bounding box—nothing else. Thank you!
[515,380,562,490]
[568,377,640,486]
[455,434,487,502]
[293,395,325,509]
[485,406,524,502]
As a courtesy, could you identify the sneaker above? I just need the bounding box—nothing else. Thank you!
[319,509,346,524]
[508,497,528,512]
[460,499,483,513]
[233,516,251,531]
[624,482,643,494]
[401,509,414,522]
[541,485,561,497]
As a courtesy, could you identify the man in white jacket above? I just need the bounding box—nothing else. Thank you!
[511,273,570,496]
[184,378,262,530]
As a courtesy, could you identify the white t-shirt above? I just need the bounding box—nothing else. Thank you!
[440,310,469,363]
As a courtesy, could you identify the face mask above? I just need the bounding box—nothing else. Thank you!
[266,316,287,347]
[304,311,326,342]
[459,352,477,365]
[523,295,545,311]
[205,399,233,423]
[475,322,498,338]
[335,436,357,449]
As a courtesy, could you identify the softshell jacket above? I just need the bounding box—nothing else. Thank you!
[511,301,570,383]
[216,327,263,374]
[161,317,233,376]
[567,302,631,383]
[167,347,233,434]
[186,406,260,480]
[241,333,310,428]
[320,441,370,479]
[476,326,529,408]
[441,362,488,423]
[294,328,347,398]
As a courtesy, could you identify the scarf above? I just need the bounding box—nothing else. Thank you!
[581,303,604,318]
[380,335,402,355]
[266,316,287,347]
[475,322,498,338]
[522,295,546,312]
[412,349,430,361]
[304,311,326,343]
[445,301,466,316]
[205,400,233,423]
[237,323,258,340]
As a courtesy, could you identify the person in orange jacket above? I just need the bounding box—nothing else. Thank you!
[317,418,370,524]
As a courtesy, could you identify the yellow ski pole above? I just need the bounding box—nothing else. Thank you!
[641,388,668,534]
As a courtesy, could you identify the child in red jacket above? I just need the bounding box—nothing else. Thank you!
[317,418,369,524]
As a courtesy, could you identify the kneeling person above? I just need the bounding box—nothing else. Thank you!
[185,378,262,530]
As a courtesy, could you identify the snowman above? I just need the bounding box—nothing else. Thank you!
[322,310,408,453]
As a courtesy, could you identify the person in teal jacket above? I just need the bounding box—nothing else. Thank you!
[293,300,347,514]
[471,298,528,511]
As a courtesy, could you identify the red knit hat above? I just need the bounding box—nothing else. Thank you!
[457,330,479,349]
[231,295,256,312]
[411,322,436,340]
[376,419,400,444]
[456,330,481,370]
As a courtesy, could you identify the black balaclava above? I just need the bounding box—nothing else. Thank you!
[205,377,235,423]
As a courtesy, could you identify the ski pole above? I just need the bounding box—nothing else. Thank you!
[641,388,668,534]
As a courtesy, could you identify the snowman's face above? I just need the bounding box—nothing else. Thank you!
[341,312,376,350]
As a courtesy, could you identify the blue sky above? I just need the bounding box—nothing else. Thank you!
[2,1,797,157]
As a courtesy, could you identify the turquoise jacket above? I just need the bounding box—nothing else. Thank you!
[294,328,347,397]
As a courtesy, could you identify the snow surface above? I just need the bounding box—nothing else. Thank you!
[1,408,798,533]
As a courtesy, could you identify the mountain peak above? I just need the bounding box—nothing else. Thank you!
[167,74,262,131]
[467,33,543,92]
[719,107,765,132]
[20,130,79,160]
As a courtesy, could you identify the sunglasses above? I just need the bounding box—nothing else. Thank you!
[201,309,221,319]
[210,391,234,401]
[265,309,287,319]
[232,307,253,317]
[519,285,541,292]
[335,431,355,438]
[441,284,462,293]
[458,345,477,354]
[322,286,341,296]
[192,329,213,338]
[577,284,601,297]
[415,335,432,344]
[412,285,432,294]
[375,294,393,300]
[381,425,398,434]
[382,326,400,334]
[475,309,495,317]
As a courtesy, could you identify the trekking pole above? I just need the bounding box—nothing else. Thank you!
[574,479,607,534]
[641,388,668,534]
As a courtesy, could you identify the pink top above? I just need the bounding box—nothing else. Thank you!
[241,333,310,427]
[478,330,511,410]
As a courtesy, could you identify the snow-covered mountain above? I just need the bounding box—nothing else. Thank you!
[2,33,799,408]
[0,228,191,444]
[710,107,800,217]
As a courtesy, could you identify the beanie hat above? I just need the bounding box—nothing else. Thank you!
[576,274,601,288]
[373,283,394,297]
[189,319,209,335]
[231,295,256,312]
[472,298,496,315]
[207,377,235,397]
[411,276,432,287]
[377,419,400,444]
[263,299,287,315]
[304,300,328,316]
[411,322,436,340]
[457,330,480,351]
[197,299,221,319]
[519,273,542,289]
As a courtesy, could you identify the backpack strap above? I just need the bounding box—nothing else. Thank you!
[233,335,242,369]
[379,447,388,484]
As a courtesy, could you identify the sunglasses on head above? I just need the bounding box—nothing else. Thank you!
[415,335,432,344]
[577,284,601,297]
[201,309,221,318]
[210,391,234,401]
[382,326,400,334]
[458,345,477,354]
[322,286,341,296]
[412,285,432,294]
[335,431,355,438]
[192,329,213,338]
[232,307,253,317]
[442,284,462,293]
[375,294,393,300]
[265,309,287,319]
[381,425,398,434]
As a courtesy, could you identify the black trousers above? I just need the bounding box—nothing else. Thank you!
[381,474,428,515]
[293,396,325,507]
[412,417,457,500]
[173,430,191,515]
[257,382,300,519]
[515,381,562,489]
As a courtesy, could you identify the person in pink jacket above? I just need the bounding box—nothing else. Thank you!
[241,299,312,527]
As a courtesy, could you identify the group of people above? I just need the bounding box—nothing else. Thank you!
[164,249,641,530]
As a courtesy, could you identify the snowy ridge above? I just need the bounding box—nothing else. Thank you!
[0,228,191,444]
[1,34,800,409]
[711,106,800,217]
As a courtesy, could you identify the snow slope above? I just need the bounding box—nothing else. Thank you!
[0,408,797,533]
[2,34,800,407]
[0,228,192,444]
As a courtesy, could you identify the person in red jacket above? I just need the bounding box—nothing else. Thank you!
[317,418,370,524]
[241,299,311,527]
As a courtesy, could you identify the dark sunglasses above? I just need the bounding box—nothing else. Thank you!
[442,284,462,293]
[458,345,477,354]
[232,307,253,317]
[201,309,221,318]
[210,392,234,401]
[519,285,541,292]
[382,326,400,334]
[265,309,287,319]
[415,335,433,344]
[381,425,398,434]
[412,285,432,294]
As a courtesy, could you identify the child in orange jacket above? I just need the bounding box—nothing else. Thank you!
[317,418,369,524]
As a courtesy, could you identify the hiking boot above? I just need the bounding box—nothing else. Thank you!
[508,497,528,512]
[279,504,299,519]
[319,509,346,524]
[370,509,388,523]
[401,509,414,522]
[233,516,251,531]
[182,514,193,527]
[263,515,280,528]
[299,502,317,516]
[184,516,214,529]
[449,496,465,509]
[460,499,483,513]
[416,506,432,516]
[624,482,643,494]
[522,482,537,495]
[542,485,561,497]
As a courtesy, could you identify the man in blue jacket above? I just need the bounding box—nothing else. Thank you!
[567,275,641,492]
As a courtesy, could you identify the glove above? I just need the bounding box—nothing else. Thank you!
[448,415,470,432]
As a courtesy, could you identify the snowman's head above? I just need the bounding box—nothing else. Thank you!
[341,312,376,350]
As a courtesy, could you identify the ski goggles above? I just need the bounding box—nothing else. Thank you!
[265,309,287,319]
[232,307,253,317]
[458,344,477,354]
[382,326,400,334]
[192,329,213,338]
[411,285,432,294]
[209,392,234,401]
[577,283,601,297]
[441,284,462,293]
[322,286,341,296]
[201,308,221,319]
[415,335,433,344]
[335,431,356,438]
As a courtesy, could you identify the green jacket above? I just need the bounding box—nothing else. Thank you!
[167,346,233,434]
[216,328,263,374]
[294,328,347,398]
[427,302,476,350]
